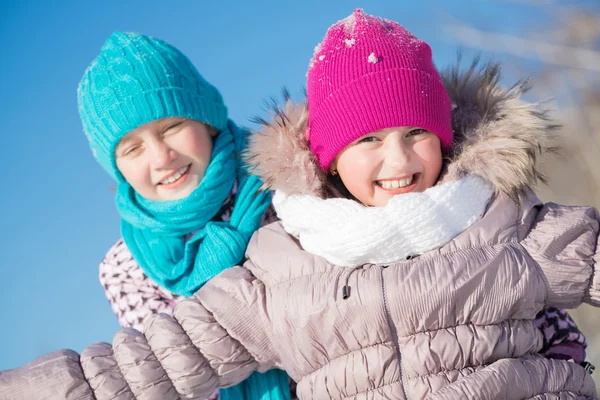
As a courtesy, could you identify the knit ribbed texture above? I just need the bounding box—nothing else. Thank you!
[78,32,228,182]
[116,120,290,399]
[79,32,290,400]
[220,370,291,400]
[307,9,453,170]
[273,176,494,267]
[116,122,254,296]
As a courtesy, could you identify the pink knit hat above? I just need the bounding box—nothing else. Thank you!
[307,9,453,171]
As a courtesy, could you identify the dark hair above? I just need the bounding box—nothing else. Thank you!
[322,172,357,201]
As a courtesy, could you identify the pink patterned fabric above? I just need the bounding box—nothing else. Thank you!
[306,9,453,170]
[534,307,587,364]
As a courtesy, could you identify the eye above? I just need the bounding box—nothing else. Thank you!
[407,128,427,137]
[122,144,141,157]
[162,120,184,136]
[357,136,379,144]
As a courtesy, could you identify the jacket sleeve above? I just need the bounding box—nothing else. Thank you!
[0,350,96,400]
[521,203,600,308]
[99,239,179,330]
[427,354,596,400]
[0,267,278,400]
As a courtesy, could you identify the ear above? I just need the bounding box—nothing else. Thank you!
[329,158,338,174]
[208,125,219,137]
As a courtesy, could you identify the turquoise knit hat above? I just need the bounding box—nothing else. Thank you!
[78,32,228,182]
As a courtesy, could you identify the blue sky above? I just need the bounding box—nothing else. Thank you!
[0,0,597,370]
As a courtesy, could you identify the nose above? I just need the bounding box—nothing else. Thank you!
[148,137,177,168]
[384,135,411,169]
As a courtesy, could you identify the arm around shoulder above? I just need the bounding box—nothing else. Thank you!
[92,266,279,399]
[0,267,277,399]
[522,202,600,308]
[0,349,95,400]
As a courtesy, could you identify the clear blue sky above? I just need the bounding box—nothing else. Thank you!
[0,0,596,370]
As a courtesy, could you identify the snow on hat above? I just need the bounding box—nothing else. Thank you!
[78,32,228,182]
[306,9,453,171]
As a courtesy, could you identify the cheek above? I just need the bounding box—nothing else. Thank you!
[177,130,213,162]
[414,140,443,185]
[337,151,377,197]
[116,159,152,191]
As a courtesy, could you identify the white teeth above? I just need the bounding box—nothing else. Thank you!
[378,176,414,189]
[159,165,189,185]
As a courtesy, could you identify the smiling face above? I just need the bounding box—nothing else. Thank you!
[331,127,443,207]
[115,117,215,201]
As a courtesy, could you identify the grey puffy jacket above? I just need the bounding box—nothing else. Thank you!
[1,62,599,400]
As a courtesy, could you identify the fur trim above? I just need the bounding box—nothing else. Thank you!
[246,91,327,196]
[245,59,560,200]
[442,57,560,201]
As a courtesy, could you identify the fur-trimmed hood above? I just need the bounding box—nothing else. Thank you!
[246,60,560,201]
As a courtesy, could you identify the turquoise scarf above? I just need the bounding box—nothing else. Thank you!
[116,120,290,400]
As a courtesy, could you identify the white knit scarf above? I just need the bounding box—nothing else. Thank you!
[273,175,494,267]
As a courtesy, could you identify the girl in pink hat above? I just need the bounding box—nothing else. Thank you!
[1,9,598,400]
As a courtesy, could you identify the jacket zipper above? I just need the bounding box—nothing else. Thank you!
[381,266,410,399]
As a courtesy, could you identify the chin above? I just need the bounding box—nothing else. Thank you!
[178,187,197,200]
[370,196,392,207]
[160,187,195,202]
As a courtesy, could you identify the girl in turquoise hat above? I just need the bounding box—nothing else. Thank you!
[77,31,290,400]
